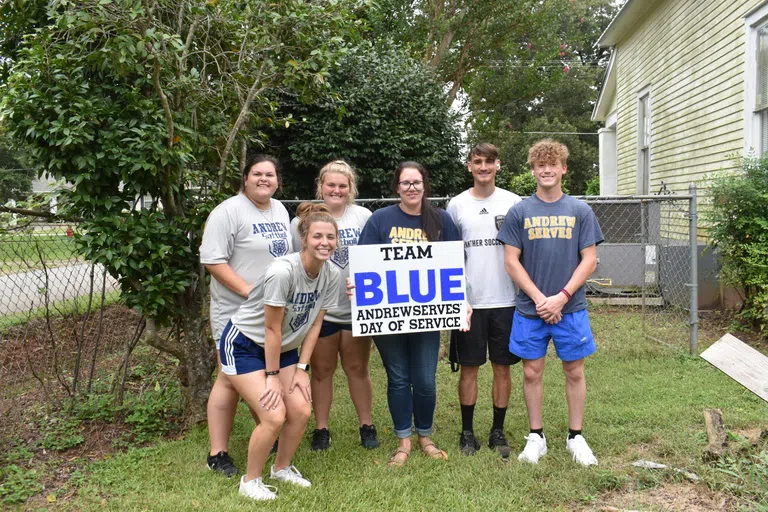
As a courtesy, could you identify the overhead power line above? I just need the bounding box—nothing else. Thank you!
[516,131,599,136]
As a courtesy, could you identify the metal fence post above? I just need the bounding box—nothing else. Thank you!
[688,183,699,355]
[640,199,646,338]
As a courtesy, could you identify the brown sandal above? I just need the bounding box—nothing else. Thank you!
[388,448,410,467]
[420,442,448,460]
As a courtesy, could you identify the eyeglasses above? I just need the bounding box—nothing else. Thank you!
[398,180,424,191]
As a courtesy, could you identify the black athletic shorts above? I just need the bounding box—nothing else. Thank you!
[449,307,521,367]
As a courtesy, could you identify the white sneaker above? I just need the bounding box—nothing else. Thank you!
[270,464,312,488]
[566,435,598,466]
[517,433,547,463]
[239,476,277,501]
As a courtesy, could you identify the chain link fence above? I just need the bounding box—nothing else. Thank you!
[0,220,138,437]
[582,191,697,352]
[287,192,698,353]
[0,192,697,429]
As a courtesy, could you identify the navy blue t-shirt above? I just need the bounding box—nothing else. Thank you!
[358,204,461,245]
[497,194,603,318]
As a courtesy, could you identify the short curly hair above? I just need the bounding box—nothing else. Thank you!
[527,139,569,167]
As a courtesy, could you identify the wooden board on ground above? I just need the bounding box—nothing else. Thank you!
[700,333,768,403]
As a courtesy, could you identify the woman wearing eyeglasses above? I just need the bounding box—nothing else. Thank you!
[357,161,464,466]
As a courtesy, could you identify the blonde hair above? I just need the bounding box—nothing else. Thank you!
[527,139,569,167]
[296,202,339,249]
[315,160,359,204]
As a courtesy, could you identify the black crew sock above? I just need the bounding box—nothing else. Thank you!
[530,428,544,438]
[492,406,507,431]
[568,429,582,440]
[460,404,475,432]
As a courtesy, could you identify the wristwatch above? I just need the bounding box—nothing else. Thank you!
[297,363,310,372]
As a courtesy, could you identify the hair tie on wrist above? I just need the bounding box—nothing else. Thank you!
[560,288,572,301]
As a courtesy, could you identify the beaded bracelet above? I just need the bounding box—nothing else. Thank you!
[560,288,572,301]
[265,369,280,376]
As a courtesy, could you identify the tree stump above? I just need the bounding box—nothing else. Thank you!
[702,408,727,461]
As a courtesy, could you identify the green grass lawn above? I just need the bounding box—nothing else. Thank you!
[0,233,81,274]
[58,310,768,511]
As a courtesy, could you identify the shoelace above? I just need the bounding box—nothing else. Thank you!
[278,465,305,481]
[245,479,277,497]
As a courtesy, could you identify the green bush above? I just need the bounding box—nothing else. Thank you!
[707,157,768,333]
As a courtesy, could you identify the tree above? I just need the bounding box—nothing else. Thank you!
[363,0,564,104]
[267,42,465,198]
[0,140,34,203]
[1,0,360,424]
[467,1,618,194]
[491,116,597,194]
[0,0,48,81]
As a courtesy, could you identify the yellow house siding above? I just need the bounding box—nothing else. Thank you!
[613,0,762,196]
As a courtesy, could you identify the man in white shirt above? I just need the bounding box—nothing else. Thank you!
[446,143,522,459]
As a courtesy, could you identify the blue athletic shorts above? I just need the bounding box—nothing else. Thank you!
[219,320,299,376]
[509,309,596,362]
[319,320,353,338]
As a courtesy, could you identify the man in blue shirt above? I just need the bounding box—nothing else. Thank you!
[497,139,603,466]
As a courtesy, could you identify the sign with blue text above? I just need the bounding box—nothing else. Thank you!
[349,241,467,336]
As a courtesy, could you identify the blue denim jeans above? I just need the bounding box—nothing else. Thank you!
[373,331,441,438]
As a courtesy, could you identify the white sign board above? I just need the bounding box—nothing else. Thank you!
[349,241,467,336]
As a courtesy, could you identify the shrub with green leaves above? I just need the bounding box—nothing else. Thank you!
[268,41,464,198]
[706,157,768,334]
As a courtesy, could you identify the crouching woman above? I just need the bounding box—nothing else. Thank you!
[220,203,340,501]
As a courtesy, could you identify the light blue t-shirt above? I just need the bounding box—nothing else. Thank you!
[497,194,603,318]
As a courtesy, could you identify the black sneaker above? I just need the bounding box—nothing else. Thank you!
[359,424,379,449]
[459,430,481,456]
[207,451,240,478]
[311,428,331,451]
[488,428,512,459]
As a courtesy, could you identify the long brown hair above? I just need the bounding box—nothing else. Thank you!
[391,161,442,242]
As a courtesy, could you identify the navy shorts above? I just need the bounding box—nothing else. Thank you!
[509,309,596,362]
[219,321,298,376]
[319,320,353,338]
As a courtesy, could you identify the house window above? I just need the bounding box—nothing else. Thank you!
[744,3,768,154]
[757,23,768,153]
[637,92,651,195]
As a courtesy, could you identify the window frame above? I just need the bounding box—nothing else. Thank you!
[744,2,768,154]
[636,86,652,195]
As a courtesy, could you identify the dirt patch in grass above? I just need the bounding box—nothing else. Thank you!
[698,310,767,352]
[591,483,736,511]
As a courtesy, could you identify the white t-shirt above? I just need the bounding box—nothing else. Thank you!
[230,253,340,352]
[447,188,521,309]
[200,194,292,340]
[290,204,372,324]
